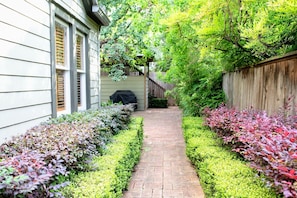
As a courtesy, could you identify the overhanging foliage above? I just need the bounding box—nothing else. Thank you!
[99,0,297,115]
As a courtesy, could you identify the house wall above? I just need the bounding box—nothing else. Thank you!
[223,51,297,115]
[0,1,52,143]
[52,0,101,109]
[0,0,103,144]
[101,76,148,110]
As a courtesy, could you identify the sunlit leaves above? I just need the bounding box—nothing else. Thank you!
[197,0,297,66]
[156,0,297,116]
[99,0,158,81]
[268,0,297,14]
[99,0,296,112]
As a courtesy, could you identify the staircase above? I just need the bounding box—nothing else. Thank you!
[148,77,166,98]
[132,68,166,98]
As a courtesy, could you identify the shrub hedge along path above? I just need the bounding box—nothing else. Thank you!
[123,106,205,198]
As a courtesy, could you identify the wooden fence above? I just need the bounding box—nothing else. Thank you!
[148,78,166,98]
[223,51,297,115]
[149,72,176,105]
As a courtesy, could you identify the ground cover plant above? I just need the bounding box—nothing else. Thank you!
[182,117,280,198]
[0,104,135,197]
[204,104,297,197]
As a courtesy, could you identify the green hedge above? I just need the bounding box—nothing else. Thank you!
[149,98,168,108]
[182,117,281,198]
[61,117,143,197]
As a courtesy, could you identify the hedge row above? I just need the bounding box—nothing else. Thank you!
[0,104,134,197]
[204,105,297,197]
[148,97,168,108]
[182,117,281,198]
[61,117,143,197]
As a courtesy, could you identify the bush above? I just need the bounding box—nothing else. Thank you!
[0,104,134,197]
[183,117,280,198]
[204,105,297,197]
[61,117,143,197]
[47,104,133,136]
[149,97,168,108]
[0,151,53,197]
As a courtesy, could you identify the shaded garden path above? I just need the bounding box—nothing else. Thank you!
[123,107,204,198]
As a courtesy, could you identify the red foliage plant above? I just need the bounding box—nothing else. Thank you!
[204,104,297,198]
[0,104,134,197]
[0,151,53,196]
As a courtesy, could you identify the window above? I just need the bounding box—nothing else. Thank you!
[76,32,86,110]
[56,70,65,111]
[55,20,70,114]
[54,16,89,115]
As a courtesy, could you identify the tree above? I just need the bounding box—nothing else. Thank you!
[193,0,297,70]
[153,3,224,115]
[99,0,157,81]
[99,0,297,115]
[156,0,297,115]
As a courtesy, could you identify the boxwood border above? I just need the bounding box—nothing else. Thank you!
[61,117,143,197]
[182,117,281,198]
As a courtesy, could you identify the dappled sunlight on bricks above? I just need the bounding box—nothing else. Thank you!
[123,107,204,198]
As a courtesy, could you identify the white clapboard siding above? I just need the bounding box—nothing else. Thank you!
[53,0,91,26]
[91,96,99,108]
[0,57,50,77]
[0,116,50,144]
[0,4,50,39]
[88,33,100,107]
[0,0,105,143]
[89,33,99,45]
[90,88,98,96]
[90,79,99,88]
[24,0,50,14]
[0,76,51,92]
[0,22,50,52]
[91,88,99,97]
[90,72,99,80]
[0,91,52,111]
[0,40,50,64]
[101,76,148,110]
[1,1,50,26]
[0,104,51,128]
[0,1,52,143]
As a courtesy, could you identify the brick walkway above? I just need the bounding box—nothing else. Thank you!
[123,107,205,198]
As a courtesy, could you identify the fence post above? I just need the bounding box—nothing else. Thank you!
[144,66,148,109]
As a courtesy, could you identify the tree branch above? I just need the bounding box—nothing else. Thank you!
[100,21,132,48]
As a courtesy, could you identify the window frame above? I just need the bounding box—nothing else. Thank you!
[55,19,71,115]
[76,31,87,111]
[50,4,91,118]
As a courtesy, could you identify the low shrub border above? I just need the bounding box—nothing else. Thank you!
[0,104,135,197]
[182,117,281,198]
[148,97,168,108]
[61,117,143,197]
[204,105,297,197]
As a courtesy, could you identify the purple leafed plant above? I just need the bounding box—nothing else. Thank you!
[0,151,54,196]
[204,104,297,197]
[0,104,134,197]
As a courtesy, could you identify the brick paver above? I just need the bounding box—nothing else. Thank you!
[123,107,205,198]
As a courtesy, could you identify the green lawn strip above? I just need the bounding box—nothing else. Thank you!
[61,117,143,198]
[182,117,281,198]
